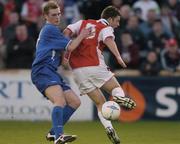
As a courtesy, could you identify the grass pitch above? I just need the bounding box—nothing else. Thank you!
[0,121,179,144]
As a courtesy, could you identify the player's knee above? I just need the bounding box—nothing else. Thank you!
[54,101,66,107]
[53,96,66,107]
[112,87,125,97]
[70,97,81,109]
[74,98,81,108]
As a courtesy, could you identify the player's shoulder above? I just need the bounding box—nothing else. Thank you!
[44,23,54,29]
[85,19,96,23]
[43,23,59,32]
[84,19,102,25]
[97,19,109,28]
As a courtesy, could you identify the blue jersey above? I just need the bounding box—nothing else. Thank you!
[31,23,71,95]
[32,23,70,71]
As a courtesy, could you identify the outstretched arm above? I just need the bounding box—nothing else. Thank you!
[104,37,127,68]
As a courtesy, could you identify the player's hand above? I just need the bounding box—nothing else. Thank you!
[79,28,93,39]
[116,56,127,68]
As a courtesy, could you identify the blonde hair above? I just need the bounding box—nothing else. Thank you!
[42,1,59,15]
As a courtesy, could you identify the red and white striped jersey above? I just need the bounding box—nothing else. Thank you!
[67,19,114,69]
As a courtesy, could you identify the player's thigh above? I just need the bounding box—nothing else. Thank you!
[87,88,106,109]
[101,76,120,93]
[90,66,114,88]
[45,85,66,106]
[64,90,81,108]
[73,71,95,95]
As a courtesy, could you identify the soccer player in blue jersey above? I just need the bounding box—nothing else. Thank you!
[31,1,91,144]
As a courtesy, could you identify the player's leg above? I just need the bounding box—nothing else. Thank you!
[101,76,136,109]
[87,88,120,144]
[46,89,80,142]
[87,88,112,128]
[45,85,65,143]
[45,85,77,144]
[87,64,136,109]
[72,66,119,143]
[63,89,81,124]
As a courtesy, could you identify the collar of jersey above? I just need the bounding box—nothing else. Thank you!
[97,19,109,26]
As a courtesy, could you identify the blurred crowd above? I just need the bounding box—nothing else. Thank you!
[0,0,180,76]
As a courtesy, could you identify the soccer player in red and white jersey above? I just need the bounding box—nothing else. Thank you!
[63,6,136,144]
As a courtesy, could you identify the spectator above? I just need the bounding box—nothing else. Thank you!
[126,15,147,51]
[63,0,81,24]
[166,0,180,21]
[3,11,20,42]
[140,9,158,37]
[133,7,144,24]
[160,4,179,37]
[5,23,35,69]
[109,31,140,70]
[1,0,17,28]
[114,5,132,49]
[160,38,180,72]
[140,51,162,76]
[111,0,123,9]
[147,19,171,54]
[4,0,16,14]
[20,0,41,39]
[119,5,132,29]
[133,0,160,21]
[120,31,140,69]
[21,0,41,23]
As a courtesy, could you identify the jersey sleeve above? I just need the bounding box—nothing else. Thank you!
[67,20,83,35]
[99,26,115,42]
[45,24,71,51]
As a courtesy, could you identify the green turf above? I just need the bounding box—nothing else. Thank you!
[0,120,180,144]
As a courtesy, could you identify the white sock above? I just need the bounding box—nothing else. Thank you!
[112,87,125,97]
[98,111,113,129]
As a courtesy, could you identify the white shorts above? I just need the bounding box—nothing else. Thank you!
[73,65,114,94]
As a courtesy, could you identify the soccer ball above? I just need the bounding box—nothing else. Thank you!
[101,101,121,120]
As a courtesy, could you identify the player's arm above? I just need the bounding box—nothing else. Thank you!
[65,20,92,52]
[64,20,82,38]
[63,26,89,67]
[66,28,90,52]
[60,29,73,67]
[61,51,71,70]
[64,28,73,38]
[104,37,127,68]
[48,22,89,52]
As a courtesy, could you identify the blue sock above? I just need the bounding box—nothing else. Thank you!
[63,105,76,125]
[49,128,55,135]
[49,105,76,136]
[52,106,63,139]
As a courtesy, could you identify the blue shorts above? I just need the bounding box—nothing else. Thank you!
[31,66,70,97]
